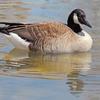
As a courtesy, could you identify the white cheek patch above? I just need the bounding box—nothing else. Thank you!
[73,13,81,25]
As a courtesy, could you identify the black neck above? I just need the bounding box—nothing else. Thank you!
[67,13,82,33]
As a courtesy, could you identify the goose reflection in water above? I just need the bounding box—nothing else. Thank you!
[0,48,92,93]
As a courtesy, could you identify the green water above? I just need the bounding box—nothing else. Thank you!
[0,0,100,100]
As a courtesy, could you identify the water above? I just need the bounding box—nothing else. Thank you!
[0,0,99,100]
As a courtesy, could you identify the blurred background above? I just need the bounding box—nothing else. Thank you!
[0,0,100,100]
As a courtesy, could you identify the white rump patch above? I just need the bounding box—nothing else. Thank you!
[4,32,30,51]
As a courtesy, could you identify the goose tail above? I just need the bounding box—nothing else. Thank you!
[0,22,24,35]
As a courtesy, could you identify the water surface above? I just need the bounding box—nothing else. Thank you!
[0,0,100,100]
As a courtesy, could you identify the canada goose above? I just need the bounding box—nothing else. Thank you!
[0,9,92,53]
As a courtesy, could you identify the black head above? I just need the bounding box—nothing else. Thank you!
[67,9,92,33]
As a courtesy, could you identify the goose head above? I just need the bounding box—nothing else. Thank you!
[67,9,92,33]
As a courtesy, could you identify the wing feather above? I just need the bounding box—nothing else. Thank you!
[8,22,69,40]
[6,22,74,50]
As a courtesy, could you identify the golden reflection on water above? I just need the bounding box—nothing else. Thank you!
[1,49,92,80]
[0,49,91,93]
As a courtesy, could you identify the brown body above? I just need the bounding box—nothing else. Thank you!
[2,22,92,53]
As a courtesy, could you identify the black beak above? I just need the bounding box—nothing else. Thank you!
[81,17,92,28]
[84,19,92,28]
